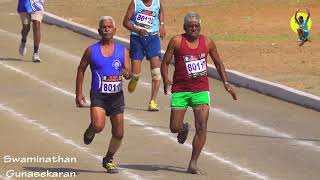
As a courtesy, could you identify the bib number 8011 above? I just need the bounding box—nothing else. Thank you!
[101,81,122,93]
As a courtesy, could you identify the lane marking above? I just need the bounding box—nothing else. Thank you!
[0,25,320,151]
[0,62,268,179]
[141,78,320,151]
[0,103,145,180]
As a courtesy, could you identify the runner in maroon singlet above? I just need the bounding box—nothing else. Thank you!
[161,12,237,174]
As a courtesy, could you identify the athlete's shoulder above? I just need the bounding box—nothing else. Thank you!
[201,34,215,47]
[168,34,182,48]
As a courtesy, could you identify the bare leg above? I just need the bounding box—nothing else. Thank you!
[170,108,187,133]
[105,113,124,160]
[21,23,30,42]
[297,29,303,41]
[188,104,209,174]
[149,56,161,101]
[131,60,142,75]
[32,20,41,53]
[90,107,106,133]
[128,60,141,93]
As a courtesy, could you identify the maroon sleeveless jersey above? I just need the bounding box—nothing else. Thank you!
[171,34,209,92]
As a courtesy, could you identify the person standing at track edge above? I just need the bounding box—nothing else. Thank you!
[123,0,166,111]
[75,16,132,173]
[17,0,44,62]
[161,12,237,174]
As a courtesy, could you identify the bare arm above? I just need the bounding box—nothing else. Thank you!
[159,0,166,38]
[306,8,310,22]
[295,9,299,22]
[122,0,146,36]
[75,47,90,107]
[208,38,237,100]
[161,36,178,94]
[122,48,132,80]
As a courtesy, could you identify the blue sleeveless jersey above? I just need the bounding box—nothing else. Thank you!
[130,0,160,35]
[90,41,125,93]
[17,0,44,13]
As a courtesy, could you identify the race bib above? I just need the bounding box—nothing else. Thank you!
[136,13,155,26]
[101,76,122,93]
[135,10,155,30]
[184,58,207,79]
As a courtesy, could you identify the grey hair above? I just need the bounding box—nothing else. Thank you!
[184,12,201,25]
[99,16,115,27]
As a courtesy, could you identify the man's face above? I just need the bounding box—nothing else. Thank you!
[98,19,115,39]
[184,21,201,39]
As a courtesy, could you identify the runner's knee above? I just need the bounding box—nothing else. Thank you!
[170,123,182,133]
[195,122,207,134]
[92,123,104,133]
[151,68,161,80]
[112,129,124,139]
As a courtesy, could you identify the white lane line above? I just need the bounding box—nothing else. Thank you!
[0,103,145,180]
[0,29,79,62]
[213,108,320,152]
[1,27,311,152]
[0,63,269,179]
[126,115,268,180]
[140,81,320,152]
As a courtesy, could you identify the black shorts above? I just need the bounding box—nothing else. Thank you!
[90,90,125,117]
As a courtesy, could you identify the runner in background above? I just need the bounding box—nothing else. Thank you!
[17,0,44,62]
[123,0,166,111]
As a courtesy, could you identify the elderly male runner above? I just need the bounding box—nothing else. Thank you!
[76,16,131,173]
[123,0,166,111]
[161,12,237,174]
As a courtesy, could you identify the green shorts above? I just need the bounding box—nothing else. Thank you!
[171,91,210,108]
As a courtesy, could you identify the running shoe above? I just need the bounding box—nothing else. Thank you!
[19,41,27,56]
[83,124,95,145]
[32,53,41,63]
[148,100,159,111]
[128,78,138,93]
[177,123,189,144]
[102,157,119,174]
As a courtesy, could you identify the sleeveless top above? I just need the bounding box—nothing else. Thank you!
[298,20,308,32]
[172,34,209,92]
[90,41,125,94]
[17,0,44,13]
[130,0,160,35]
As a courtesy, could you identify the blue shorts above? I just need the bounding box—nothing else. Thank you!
[129,34,161,60]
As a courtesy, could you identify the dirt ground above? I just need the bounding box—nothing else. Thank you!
[45,0,320,96]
